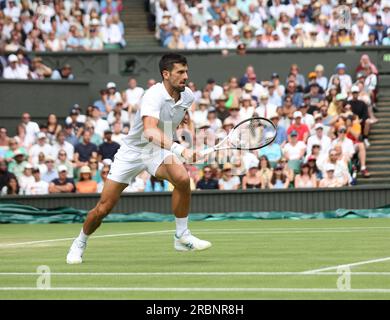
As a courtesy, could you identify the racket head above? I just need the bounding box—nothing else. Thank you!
[228,117,277,151]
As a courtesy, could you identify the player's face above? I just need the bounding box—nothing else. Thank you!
[165,63,188,92]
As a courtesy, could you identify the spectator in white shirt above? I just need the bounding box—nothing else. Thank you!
[239,93,255,120]
[111,121,126,146]
[186,31,208,49]
[351,17,370,45]
[101,16,123,48]
[255,92,277,118]
[19,113,40,147]
[18,164,35,194]
[29,132,54,166]
[90,106,110,137]
[52,130,74,161]
[107,101,130,126]
[3,54,28,79]
[192,99,210,128]
[283,130,306,161]
[329,63,352,95]
[25,167,49,195]
[123,78,144,125]
[206,78,224,103]
[307,123,331,157]
[3,0,21,23]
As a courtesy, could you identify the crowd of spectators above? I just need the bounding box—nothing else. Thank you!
[0,54,378,195]
[0,0,125,57]
[151,0,390,50]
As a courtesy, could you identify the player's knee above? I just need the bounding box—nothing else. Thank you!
[174,174,190,190]
[95,199,115,218]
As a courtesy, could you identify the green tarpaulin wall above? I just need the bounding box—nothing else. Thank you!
[1,203,390,224]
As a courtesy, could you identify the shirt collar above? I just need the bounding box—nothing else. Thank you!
[161,82,183,104]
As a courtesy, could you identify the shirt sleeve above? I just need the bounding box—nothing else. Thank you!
[140,89,161,120]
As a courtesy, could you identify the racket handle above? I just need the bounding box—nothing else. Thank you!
[199,147,215,156]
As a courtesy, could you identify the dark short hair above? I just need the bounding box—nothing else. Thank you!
[159,53,187,77]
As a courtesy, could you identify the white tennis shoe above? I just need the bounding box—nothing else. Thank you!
[174,229,212,251]
[66,239,86,264]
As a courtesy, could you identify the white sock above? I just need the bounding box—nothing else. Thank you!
[175,217,188,237]
[77,228,89,243]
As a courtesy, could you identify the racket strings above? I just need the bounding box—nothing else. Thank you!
[231,118,276,150]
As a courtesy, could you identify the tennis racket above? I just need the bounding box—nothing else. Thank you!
[199,117,277,156]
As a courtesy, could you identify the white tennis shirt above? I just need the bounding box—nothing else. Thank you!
[122,82,194,151]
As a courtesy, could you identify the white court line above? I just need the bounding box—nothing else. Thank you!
[1,287,390,293]
[303,256,390,274]
[1,226,389,249]
[1,272,390,276]
[0,229,173,248]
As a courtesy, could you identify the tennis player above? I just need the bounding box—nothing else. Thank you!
[66,54,211,264]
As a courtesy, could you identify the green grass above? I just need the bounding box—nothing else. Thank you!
[1,219,390,299]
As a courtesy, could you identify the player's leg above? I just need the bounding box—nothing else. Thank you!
[66,179,127,264]
[154,155,211,251]
[83,179,128,235]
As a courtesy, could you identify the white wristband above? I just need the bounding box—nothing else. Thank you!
[170,142,185,158]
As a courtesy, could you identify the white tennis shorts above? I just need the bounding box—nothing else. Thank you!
[107,144,174,184]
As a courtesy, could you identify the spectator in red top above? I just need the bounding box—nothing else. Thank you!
[287,111,310,143]
[355,54,378,75]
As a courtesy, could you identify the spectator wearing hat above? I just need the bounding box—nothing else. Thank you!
[267,112,287,146]
[98,129,120,161]
[25,167,49,195]
[349,85,371,144]
[76,165,98,193]
[186,31,208,49]
[218,163,240,190]
[307,123,332,158]
[29,57,52,79]
[329,63,352,95]
[4,138,27,164]
[237,94,254,120]
[215,94,230,122]
[283,130,306,162]
[106,81,123,107]
[242,161,262,190]
[225,104,241,127]
[29,132,54,166]
[41,155,59,183]
[74,130,98,168]
[193,99,210,128]
[255,91,277,118]
[2,54,28,79]
[51,64,74,80]
[319,163,344,188]
[84,19,104,51]
[49,165,75,193]
[314,65,328,91]
[18,163,34,194]
[287,111,310,143]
